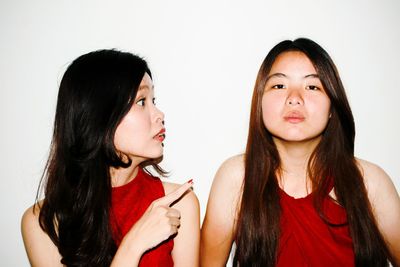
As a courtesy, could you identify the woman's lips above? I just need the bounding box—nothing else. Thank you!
[154,128,166,142]
[284,111,305,123]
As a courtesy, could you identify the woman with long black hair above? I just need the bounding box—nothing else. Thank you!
[201,38,400,266]
[22,49,200,267]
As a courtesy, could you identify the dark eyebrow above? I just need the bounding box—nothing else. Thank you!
[304,74,319,79]
[266,73,320,82]
[266,73,286,82]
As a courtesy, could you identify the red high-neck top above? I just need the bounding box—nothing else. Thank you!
[110,168,174,267]
[277,188,355,266]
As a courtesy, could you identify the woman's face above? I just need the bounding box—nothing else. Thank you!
[262,51,331,145]
[114,73,165,164]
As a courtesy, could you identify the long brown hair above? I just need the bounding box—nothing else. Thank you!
[233,38,392,266]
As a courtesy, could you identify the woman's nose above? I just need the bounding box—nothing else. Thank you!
[154,106,165,124]
[286,89,303,106]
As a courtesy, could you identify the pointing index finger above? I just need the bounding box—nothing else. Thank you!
[157,179,193,206]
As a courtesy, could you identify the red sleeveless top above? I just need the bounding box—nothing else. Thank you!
[277,188,355,266]
[110,168,174,267]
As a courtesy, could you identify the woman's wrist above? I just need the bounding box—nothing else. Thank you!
[111,235,145,267]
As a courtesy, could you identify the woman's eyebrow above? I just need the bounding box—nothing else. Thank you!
[304,74,319,79]
[266,73,286,81]
[266,73,319,82]
[138,85,154,91]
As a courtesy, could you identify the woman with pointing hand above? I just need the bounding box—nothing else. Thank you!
[21,50,200,267]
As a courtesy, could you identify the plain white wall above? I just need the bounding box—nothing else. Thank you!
[1,0,399,265]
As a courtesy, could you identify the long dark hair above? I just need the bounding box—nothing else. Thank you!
[234,38,392,266]
[36,49,165,266]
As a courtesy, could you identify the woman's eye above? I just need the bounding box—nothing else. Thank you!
[272,84,285,89]
[137,98,145,106]
[307,85,319,91]
[152,98,156,105]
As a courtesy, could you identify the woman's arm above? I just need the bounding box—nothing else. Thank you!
[200,155,244,267]
[111,181,194,267]
[163,182,200,267]
[22,182,194,267]
[21,204,63,267]
[358,159,400,265]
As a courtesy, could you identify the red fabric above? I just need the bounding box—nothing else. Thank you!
[277,188,354,267]
[110,168,173,267]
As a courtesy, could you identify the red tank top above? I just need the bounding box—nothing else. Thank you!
[277,188,355,266]
[110,168,174,267]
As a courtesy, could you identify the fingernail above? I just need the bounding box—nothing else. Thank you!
[187,179,193,184]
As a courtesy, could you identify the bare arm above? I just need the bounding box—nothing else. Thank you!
[200,155,244,267]
[163,182,200,267]
[22,182,194,267]
[358,159,400,265]
[111,181,194,267]
[21,204,63,267]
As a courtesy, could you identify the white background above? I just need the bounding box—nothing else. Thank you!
[1,0,399,266]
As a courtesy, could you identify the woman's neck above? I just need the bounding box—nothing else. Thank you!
[274,137,320,196]
[110,162,140,187]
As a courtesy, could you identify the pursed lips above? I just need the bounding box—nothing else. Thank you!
[154,128,166,142]
[283,111,305,123]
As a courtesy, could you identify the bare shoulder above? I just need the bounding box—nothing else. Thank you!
[213,153,245,190]
[22,204,41,234]
[356,159,400,263]
[163,181,200,266]
[21,202,62,267]
[355,158,400,221]
[162,181,200,211]
[356,158,390,182]
[22,201,44,237]
[205,153,245,222]
[355,158,398,200]
[199,154,245,266]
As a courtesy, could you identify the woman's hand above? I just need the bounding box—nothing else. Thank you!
[111,180,193,267]
[128,180,193,251]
